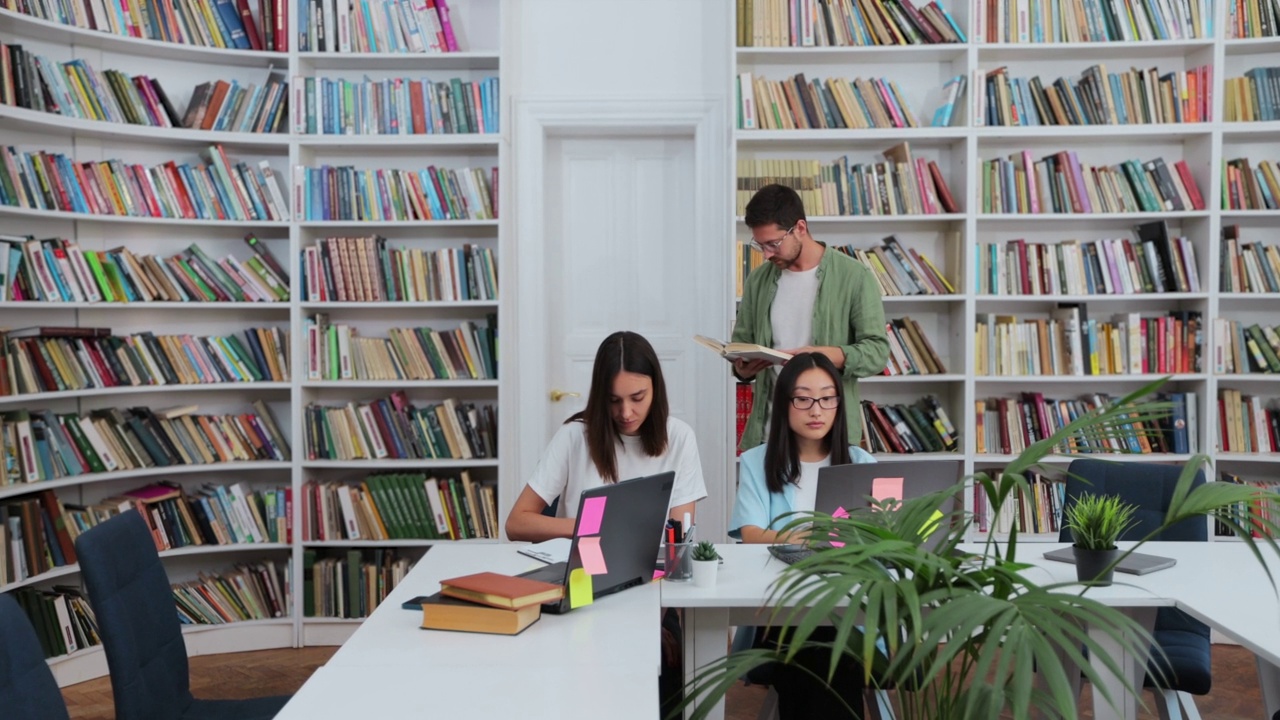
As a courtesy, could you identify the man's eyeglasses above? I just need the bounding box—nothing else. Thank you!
[751,224,796,254]
[791,395,840,410]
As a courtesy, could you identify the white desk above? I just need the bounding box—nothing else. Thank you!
[278,545,663,720]
[662,542,1280,720]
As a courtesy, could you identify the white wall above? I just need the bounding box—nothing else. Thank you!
[501,0,737,541]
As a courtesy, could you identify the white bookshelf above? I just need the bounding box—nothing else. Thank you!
[729,0,1280,542]
[1,0,505,684]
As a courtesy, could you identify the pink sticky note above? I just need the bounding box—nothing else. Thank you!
[830,506,848,547]
[652,569,666,581]
[577,496,606,536]
[872,477,904,502]
[578,536,608,575]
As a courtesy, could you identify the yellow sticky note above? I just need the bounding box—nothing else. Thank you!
[578,536,608,575]
[568,568,594,608]
[921,509,945,538]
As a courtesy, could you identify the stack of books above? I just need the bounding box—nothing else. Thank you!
[420,571,563,636]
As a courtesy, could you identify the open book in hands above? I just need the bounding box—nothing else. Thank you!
[693,335,792,364]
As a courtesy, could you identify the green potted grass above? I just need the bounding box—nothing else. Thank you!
[690,541,721,588]
[1063,492,1138,586]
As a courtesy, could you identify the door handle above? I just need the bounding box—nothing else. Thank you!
[549,389,581,402]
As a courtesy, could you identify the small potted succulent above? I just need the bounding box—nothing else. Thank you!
[690,541,721,588]
[1063,492,1138,586]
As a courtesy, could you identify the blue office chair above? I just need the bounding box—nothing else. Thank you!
[0,593,72,720]
[74,511,291,720]
[1059,458,1211,720]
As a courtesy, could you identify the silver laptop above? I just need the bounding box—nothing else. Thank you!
[1042,547,1177,575]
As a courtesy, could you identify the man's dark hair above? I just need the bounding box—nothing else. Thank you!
[744,183,807,230]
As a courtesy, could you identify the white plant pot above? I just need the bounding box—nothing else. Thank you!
[691,559,718,588]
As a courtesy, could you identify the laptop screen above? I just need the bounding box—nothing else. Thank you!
[814,460,965,549]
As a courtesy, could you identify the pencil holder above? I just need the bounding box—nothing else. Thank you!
[664,540,693,582]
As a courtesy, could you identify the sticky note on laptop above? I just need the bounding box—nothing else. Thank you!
[578,536,608,575]
[872,477,904,502]
[578,497,606,536]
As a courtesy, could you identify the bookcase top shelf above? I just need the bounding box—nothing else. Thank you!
[0,105,290,148]
[0,382,292,408]
[0,460,290,503]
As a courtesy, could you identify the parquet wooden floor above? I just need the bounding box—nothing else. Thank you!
[59,644,1267,719]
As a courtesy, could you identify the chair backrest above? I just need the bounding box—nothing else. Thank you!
[0,593,72,720]
[1058,459,1208,543]
[74,511,193,720]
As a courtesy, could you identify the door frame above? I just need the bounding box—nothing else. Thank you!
[503,98,731,540]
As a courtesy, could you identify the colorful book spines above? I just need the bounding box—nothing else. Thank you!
[296,164,496,221]
[294,76,498,135]
[979,0,1211,42]
[301,237,496,302]
[298,0,463,52]
[3,0,283,51]
[302,473,497,542]
[975,391,1196,455]
[980,152,1204,214]
[303,392,496,461]
[737,0,966,47]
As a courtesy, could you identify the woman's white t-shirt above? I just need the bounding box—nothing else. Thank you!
[526,417,708,518]
[791,455,831,514]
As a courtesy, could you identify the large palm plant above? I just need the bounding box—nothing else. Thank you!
[677,380,1280,720]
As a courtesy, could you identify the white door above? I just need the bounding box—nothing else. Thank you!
[510,123,731,541]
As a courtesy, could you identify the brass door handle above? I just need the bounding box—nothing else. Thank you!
[549,389,581,402]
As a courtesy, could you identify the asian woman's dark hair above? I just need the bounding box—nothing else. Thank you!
[763,352,851,494]
[568,331,670,482]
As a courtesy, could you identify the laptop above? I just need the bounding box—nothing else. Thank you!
[1042,547,1177,575]
[770,459,965,564]
[518,471,675,614]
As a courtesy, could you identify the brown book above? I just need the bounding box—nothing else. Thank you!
[438,571,564,610]
[420,592,540,635]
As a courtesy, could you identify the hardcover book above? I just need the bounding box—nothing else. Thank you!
[438,571,563,610]
[692,335,792,364]
[419,592,540,635]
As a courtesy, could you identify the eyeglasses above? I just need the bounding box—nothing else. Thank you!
[790,395,840,410]
[751,225,796,254]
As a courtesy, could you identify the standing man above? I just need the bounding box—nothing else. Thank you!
[732,183,889,451]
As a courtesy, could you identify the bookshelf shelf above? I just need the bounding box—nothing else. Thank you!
[301,538,499,548]
[301,459,500,470]
[0,8,287,66]
[0,461,291,502]
[0,564,81,593]
[875,452,964,461]
[296,135,500,149]
[736,45,969,63]
[975,39,1215,61]
[0,302,288,311]
[295,51,501,71]
[301,380,499,389]
[0,105,291,148]
[731,0,1272,543]
[1214,453,1280,464]
[299,300,499,310]
[0,383,292,408]
[297,219,499,229]
[0,205,291,228]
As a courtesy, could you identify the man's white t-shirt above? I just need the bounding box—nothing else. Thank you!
[771,264,820,355]
[526,417,708,518]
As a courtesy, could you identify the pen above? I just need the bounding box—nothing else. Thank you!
[683,512,692,542]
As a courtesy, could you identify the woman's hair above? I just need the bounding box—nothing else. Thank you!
[762,352,851,494]
[568,331,670,482]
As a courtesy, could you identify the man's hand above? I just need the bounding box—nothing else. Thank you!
[733,357,772,379]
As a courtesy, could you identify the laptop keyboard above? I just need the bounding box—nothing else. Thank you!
[767,545,815,565]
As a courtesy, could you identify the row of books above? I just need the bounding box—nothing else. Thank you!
[302,392,495,461]
[976,228,1201,297]
[1224,67,1280,122]
[1215,319,1280,374]
[303,549,412,619]
[305,316,495,382]
[736,149,960,217]
[0,234,289,304]
[0,46,182,127]
[300,237,495,302]
[980,152,1205,215]
[835,235,957,296]
[175,559,291,624]
[298,0,462,53]
[859,394,959,454]
[972,470,1064,535]
[295,164,496,221]
[1219,388,1279,453]
[0,145,289,222]
[1223,158,1280,211]
[0,401,289,486]
[977,64,1211,127]
[2,0,283,51]
[882,316,949,375]
[302,471,496,541]
[1229,0,1280,38]
[978,0,1209,42]
[975,309,1203,377]
[293,76,498,135]
[1,325,290,396]
[2,490,81,582]
[123,481,291,551]
[5,586,98,658]
[1221,229,1280,294]
[737,0,966,47]
[975,391,1199,455]
[735,73,919,130]
[184,74,289,134]
[1215,474,1280,538]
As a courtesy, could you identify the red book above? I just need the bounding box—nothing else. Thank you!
[272,0,287,50]
[439,572,564,610]
[928,161,957,213]
[234,0,264,49]
[1174,160,1205,210]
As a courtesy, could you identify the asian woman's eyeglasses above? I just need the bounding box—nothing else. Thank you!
[790,395,839,410]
